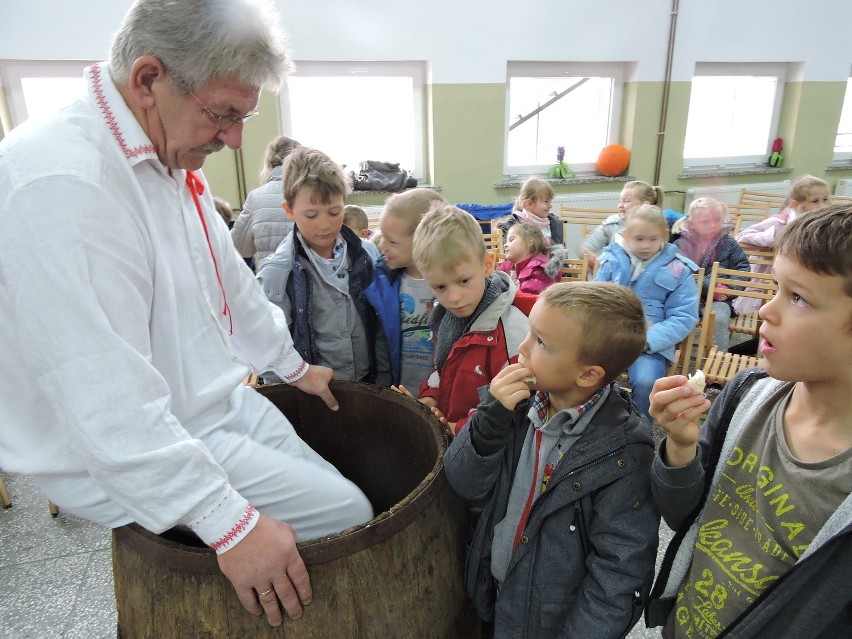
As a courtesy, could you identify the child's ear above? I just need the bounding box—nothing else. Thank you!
[577,365,606,389]
[484,251,497,275]
[283,201,295,221]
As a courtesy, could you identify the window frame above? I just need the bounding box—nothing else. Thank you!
[832,76,852,164]
[503,61,625,177]
[278,60,428,181]
[0,60,94,128]
[681,62,787,170]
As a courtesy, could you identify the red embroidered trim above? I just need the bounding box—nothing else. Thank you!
[89,64,157,159]
[209,504,257,552]
[283,361,308,383]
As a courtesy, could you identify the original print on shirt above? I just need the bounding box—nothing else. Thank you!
[666,385,852,639]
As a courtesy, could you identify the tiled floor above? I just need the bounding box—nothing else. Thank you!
[1,470,667,639]
[0,472,116,639]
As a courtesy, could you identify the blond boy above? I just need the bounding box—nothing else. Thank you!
[365,188,445,390]
[444,282,659,636]
[411,204,529,434]
[647,204,852,638]
[256,147,380,382]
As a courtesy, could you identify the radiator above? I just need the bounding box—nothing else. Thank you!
[835,178,852,196]
[684,181,790,211]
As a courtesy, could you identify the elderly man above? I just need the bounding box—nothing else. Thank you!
[0,0,372,627]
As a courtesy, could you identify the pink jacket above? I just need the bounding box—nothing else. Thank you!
[498,252,561,295]
[734,208,794,249]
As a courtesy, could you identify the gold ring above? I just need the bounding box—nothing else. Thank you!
[258,588,274,598]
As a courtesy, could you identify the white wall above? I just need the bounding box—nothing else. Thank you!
[2,0,850,83]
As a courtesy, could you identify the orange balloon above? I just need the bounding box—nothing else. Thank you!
[596,144,630,177]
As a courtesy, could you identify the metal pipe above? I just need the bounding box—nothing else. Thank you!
[509,77,590,131]
[654,0,680,185]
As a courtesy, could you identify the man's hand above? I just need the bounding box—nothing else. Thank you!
[217,514,312,627]
[649,375,710,468]
[490,363,533,412]
[290,365,338,411]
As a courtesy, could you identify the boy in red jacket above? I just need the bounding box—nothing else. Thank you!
[410,204,529,434]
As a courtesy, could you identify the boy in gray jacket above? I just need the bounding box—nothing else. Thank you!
[646,204,852,638]
[256,147,379,383]
[444,281,660,638]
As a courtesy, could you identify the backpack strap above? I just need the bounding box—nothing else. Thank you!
[645,368,769,627]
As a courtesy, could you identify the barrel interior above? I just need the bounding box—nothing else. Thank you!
[161,381,446,548]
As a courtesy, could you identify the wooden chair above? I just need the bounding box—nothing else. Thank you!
[738,242,775,271]
[730,243,775,339]
[666,267,707,377]
[482,228,504,258]
[695,262,777,386]
[0,475,11,508]
[737,189,787,215]
[729,204,771,234]
[0,473,60,515]
[561,258,589,282]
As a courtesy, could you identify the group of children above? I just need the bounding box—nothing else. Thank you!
[238,146,849,637]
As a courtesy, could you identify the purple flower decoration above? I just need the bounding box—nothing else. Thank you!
[556,146,565,162]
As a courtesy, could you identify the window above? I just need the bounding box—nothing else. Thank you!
[280,61,426,182]
[0,60,91,128]
[504,62,625,176]
[683,63,787,169]
[833,77,852,163]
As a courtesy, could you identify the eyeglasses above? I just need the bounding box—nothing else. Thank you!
[190,91,259,129]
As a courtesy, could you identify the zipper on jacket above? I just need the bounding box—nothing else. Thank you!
[522,446,627,541]
[573,503,590,557]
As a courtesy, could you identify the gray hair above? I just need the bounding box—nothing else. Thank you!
[109,0,292,94]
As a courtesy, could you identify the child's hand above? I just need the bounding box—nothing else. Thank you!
[418,396,437,409]
[429,406,455,438]
[649,376,711,467]
[391,384,414,398]
[490,363,534,412]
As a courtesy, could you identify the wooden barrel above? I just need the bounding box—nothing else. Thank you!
[112,381,480,638]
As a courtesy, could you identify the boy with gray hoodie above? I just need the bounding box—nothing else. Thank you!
[444,281,660,638]
[646,204,852,638]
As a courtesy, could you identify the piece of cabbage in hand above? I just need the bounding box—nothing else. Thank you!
[686,370,706,394]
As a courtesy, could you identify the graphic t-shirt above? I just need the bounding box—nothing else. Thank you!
[398,273,435,392]
[665,384,852,638]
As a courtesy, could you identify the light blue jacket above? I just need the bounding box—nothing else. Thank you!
[595,243,698,362]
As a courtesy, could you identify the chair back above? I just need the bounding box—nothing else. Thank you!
[695,261,777,385]
[667,267,705,377]
[561,258,589,282]
[737,190,786,216]
[737,241,775,270]
[482,228,504,258]
[729,204,771,234]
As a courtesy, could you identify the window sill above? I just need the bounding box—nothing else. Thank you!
[825,163,852,172]
[494,174,635,189]
[676,166,792,180]
[349,184,442,196]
